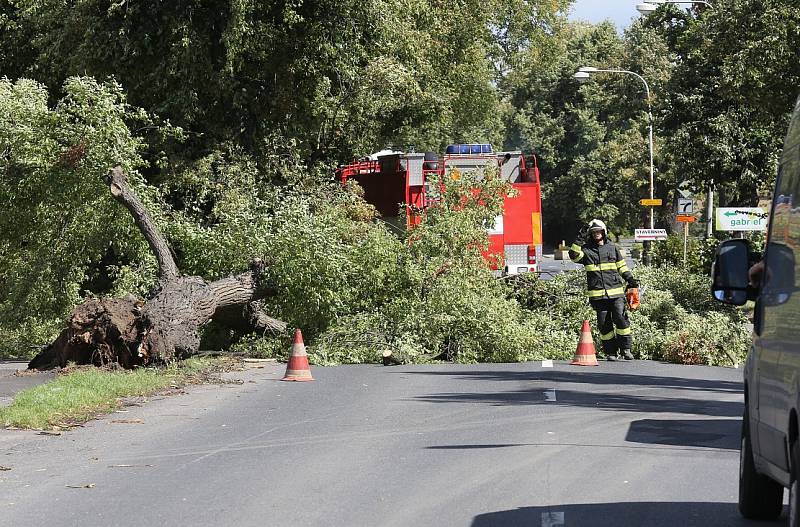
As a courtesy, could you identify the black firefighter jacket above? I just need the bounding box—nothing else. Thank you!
[568,239,637,301]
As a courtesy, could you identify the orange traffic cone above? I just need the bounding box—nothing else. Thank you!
[282,329,314,381]
[571,320,599,366]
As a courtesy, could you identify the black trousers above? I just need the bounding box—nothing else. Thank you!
[590,297,631,355]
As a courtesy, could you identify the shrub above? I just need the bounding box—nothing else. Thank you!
[505,265,750,366]
[629,314,667,361]
[633,266,750,365]
[651,232,765,275]
[230,333,294,361]
[636,264,726,314]
[244,168,559,365]
[662,311,750,367]
[651,233,703,272]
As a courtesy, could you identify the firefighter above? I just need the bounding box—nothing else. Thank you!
[569,219,639,361]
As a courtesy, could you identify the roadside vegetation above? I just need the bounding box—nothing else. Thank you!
[0,357,233,430]
[0,0,796,369]
[233,182,750,367]
[508,266,749,367]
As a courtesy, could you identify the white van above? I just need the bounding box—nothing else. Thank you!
[712,94,800,524]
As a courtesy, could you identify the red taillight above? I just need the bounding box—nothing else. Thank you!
[527,245,537,264]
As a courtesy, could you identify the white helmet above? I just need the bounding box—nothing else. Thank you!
[588,219,607,233]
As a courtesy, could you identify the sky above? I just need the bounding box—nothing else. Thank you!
[568,0,641,31]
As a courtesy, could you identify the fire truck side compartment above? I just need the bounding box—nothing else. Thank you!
[405,153,426,186]
[497,151,523,183]
[353,155,405,219]
[442,156,496,179]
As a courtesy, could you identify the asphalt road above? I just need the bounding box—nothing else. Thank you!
[536,247,637,279]
[537,253,580,277]
[0,361,54,407]
[0,360,781,527]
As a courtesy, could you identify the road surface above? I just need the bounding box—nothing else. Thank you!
[0,360,780,527]
[537,255,635,280]
[0,361,54,407]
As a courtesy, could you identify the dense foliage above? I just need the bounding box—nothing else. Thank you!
[505,21,649,243]
[505,0,800,243]
[0,77,157,352]
[0,0,792,365]
[233,168,551,364]
[0,0,568,163]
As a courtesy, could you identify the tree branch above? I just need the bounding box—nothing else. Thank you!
[105,166,179,280]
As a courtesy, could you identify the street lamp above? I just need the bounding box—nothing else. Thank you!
[574,67,656,264]
[636,0,715,238]
[573,67,656,232]
[635,0,713,14]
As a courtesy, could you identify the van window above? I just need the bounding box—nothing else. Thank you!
[782,145,800,208]
[762,141,800,309]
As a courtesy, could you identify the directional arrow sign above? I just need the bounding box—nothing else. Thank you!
[716,207,767,231]
[640,199,663,206]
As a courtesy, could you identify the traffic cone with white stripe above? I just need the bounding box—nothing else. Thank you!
[282,329,314,381]
[571,320,599,366]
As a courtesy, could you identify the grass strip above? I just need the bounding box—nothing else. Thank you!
[0,357,223,430]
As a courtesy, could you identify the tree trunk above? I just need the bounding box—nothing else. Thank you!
[381,350,403,366]
[29,167,285,370]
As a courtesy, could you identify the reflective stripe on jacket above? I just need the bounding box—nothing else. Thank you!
[568,240,634,300]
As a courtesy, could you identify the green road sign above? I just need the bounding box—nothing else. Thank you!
[715,207,767,231]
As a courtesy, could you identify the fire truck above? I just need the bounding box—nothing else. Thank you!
[336,144,543,275]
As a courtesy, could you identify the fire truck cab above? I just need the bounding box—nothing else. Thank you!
[336,144,543,275]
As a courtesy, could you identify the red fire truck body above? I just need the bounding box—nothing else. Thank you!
[336,145,543,274]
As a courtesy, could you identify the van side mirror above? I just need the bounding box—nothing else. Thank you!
[711,239,752,305]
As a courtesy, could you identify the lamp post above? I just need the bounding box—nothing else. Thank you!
[574,67,655,263]
[637,0,715,238]
[635,0,713,14]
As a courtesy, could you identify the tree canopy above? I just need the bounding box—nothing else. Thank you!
[503,0,800,242]
[0,0,798,359]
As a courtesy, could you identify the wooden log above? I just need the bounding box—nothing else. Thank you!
[382,350,402,366]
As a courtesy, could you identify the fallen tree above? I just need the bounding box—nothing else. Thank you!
[29,166,285,370]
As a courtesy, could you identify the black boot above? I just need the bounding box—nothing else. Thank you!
[622,349,634,360]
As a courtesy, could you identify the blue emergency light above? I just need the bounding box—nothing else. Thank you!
[445,144,493,155]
